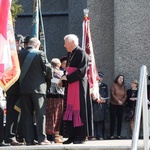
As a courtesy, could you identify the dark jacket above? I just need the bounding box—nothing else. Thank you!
[92,82,108,122]
[99,82,108,99]
[19,47,52,94]
[126,89,138,109]
[60,46,93,138]
[6,49,23,95]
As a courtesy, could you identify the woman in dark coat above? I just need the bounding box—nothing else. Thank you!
[125,80,138,135]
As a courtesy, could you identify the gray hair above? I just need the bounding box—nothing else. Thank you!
[28,37,41,48]
[64,34,79,46]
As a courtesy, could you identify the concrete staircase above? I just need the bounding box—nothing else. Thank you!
[0,140,148,150]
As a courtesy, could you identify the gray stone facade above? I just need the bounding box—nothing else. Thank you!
[15,0,149,138]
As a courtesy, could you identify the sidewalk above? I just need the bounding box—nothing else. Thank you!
[0,140,148,150]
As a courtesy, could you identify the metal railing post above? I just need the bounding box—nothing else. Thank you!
[131,65,149,150]
[142,68,149,150]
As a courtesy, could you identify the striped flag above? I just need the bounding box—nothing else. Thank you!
[0,0,20,91]
[82,9,99,99]
[31,0,46,54]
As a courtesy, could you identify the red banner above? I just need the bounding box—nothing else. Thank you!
[0,0,20,91]
[0,0,12,77]
[82,16,99,99]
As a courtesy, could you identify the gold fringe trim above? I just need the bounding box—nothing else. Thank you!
[14,105,21,113]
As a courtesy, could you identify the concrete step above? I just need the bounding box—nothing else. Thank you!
[0,140,149,150]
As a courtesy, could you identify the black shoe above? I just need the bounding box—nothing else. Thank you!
[47,134,55,141]
[73,140,85,144]
[0,142,10,146]
[63,138,74,144]
[117,136,121,139]
[109,136,114,139]
[96,137,100,140]
[26,140,38,146]
[17,138,24,143]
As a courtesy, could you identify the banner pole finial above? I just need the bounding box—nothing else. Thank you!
[83,8,89,18]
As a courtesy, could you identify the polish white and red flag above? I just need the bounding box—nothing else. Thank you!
[82,9,99,99]
[0,0,20,91]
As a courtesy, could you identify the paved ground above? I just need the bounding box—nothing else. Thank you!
[0,140,149,150]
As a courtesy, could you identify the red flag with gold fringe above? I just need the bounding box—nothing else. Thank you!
[82,9,99,99]
[0,0,20,91]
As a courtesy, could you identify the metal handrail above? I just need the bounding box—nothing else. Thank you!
[131,65,149,150]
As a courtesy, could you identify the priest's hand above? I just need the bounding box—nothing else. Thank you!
[61,75,67,81]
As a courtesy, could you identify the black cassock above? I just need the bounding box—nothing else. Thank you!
[60,46,93,138]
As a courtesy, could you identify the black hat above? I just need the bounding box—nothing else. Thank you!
[15,34,24,43]
[60,56,67,62]
[23,35,30,43]
[98,72,104,78]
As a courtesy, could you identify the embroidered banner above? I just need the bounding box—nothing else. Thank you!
[82,9,99,99]
[0,0,20,91]
[31,0,46,54]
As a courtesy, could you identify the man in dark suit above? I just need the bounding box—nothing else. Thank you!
[19,37,52,145]
[5,34,24,146]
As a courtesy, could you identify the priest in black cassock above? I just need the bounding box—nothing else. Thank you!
[59,34,93,144]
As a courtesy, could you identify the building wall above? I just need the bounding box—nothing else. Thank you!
[114,1,150,88]
[67,0,114,92]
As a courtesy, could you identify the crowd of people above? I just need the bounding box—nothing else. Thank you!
[0,33,150,147]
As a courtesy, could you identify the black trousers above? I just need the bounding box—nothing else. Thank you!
[0,106,4,143]
[109,103,125,137]
[20,93,47,143]
[94,120,107,139]
[5,95,20,143]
